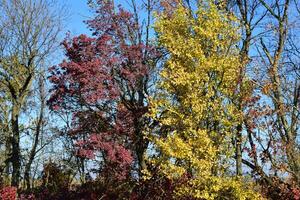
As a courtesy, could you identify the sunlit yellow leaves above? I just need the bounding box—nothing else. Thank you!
[149,0,262,199]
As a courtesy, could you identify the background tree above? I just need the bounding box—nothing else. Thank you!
[214,0,300,198]
[0,0,64,187]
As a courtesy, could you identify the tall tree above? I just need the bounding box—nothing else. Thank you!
[48,0,159,186]
[150,0,261,199]
[226,0,300,198]
[0,0,63,186]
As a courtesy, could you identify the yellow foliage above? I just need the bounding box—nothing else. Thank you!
[150,0,263,199]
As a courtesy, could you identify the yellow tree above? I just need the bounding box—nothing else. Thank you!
[149,0,262,199]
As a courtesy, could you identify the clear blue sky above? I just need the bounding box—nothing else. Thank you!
[64,0,91,36]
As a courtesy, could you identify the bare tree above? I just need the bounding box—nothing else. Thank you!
[230,0,300,191]
[0,0,64,187]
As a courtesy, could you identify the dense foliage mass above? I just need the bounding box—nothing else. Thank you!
[0,0,300,199]
[150,2,261,199]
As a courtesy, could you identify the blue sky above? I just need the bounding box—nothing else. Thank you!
[64,0,91,36]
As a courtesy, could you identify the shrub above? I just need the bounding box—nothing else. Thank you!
[0,186,17,200]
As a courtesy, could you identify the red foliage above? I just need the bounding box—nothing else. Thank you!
[130,167,193,200]
[48,0,158,182]
[0,187,17,200]
[19,194,36,200]
[261,178,300,200]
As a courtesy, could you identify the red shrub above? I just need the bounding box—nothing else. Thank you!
[0,187,17,200]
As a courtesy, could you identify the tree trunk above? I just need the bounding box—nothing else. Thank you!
[11,105,21,187]
[236,123,242,176]
[136,140,147,177]
[135,78,148,178]
[24,75,45,189]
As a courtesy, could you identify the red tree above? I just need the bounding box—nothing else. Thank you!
[48,0,158,184]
